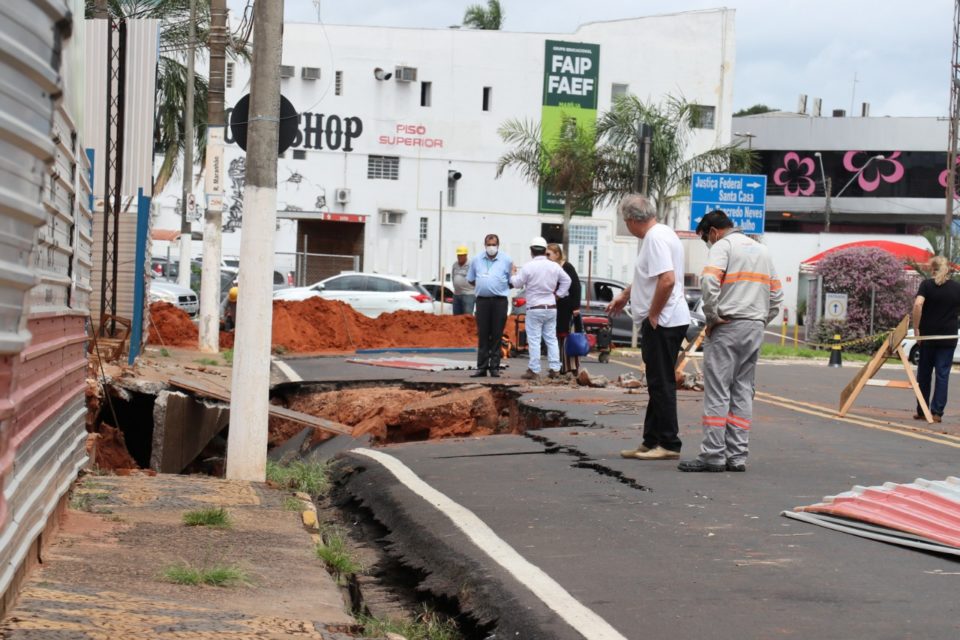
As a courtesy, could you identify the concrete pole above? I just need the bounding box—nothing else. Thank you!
[178,0,197,288]
[199,0,227,352]
[226,0,284,482]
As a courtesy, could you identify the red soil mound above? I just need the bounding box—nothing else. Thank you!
[147,302,198,347]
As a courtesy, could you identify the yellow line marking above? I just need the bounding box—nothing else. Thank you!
[611,358,960,449]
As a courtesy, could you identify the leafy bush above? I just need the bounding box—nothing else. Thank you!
[814,247,915,352]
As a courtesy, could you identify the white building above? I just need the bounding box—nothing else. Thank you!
[154,9,736,285]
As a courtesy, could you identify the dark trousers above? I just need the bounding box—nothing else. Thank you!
[640,319,688,452]
[917,343,954,416]
[475,296,508,371]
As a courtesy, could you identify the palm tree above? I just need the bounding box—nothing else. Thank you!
[496,115,602,251]
[85,0,250,194]
[596,95,755,225]
[463,0,504,30]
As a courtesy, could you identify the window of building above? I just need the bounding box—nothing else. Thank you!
[367,155,400,180]
[569,225,599,274]
[226,62,235,88]
[692,104,716,130]
[292,149,307,160]
[419,217,428,248]
[335,70,343,96]
[482,86,492,111]
[611,83,628,101]
[421,81,432,107]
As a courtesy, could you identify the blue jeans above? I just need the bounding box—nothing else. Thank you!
[453,294,475,315]
[917,343,954,416]
[525,308,559,374]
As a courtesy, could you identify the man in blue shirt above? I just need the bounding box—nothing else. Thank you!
[467,233,513,377]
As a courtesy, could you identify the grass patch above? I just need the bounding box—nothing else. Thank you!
[195,358,220,366]
[272,344,288,356]
[221,348,234,365]
[760,343,871,362]
[266,460,330,496]
[182,507,232,528]
[283,496,304,512]
[70,488,110,512]
[314,528,361,577]
[358,605,463,640]
[159,348,171,357]
[161,562,248,587]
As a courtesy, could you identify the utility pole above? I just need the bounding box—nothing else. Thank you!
[226,0,284,481]
[199,0,227,352]
[824,176,832,233]
[946,0,960,260]
[178,0,197,288]
[437,190,443,281]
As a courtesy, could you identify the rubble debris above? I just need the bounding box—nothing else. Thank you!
[678,371,704,391]
[576,368,609,388]
[616,372,644,389]
[93,424,139,471]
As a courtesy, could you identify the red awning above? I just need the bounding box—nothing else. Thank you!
[801,240,933,267]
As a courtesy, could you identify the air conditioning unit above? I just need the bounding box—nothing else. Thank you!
[279,65,295,78]
[301,66,321,81]
[379,210,404,225]
[394,66,418,82]
[335,188,351,204]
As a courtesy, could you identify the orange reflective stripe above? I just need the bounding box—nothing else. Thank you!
[727,414,752,430]
[770,279,782,291]
[701,266,726,280]
[722,271,774,287]
[702,416,726,427]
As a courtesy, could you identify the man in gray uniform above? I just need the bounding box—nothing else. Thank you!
[451,245,475,315]
[679,210,783,473]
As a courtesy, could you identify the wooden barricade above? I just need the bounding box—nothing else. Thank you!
[676,327,707,378]
[838,315,932,423]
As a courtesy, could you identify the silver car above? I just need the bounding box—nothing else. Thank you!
[150,278,199,317]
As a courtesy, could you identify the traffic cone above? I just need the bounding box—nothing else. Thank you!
[828,333,843,368]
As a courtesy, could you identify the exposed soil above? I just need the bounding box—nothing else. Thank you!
[270,385,516,450]
[147,302,198,347]
[94,424,140,471]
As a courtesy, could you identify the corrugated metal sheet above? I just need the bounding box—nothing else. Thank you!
[90,205,140,330]
[83,19,159,199]
[787,476,960,553]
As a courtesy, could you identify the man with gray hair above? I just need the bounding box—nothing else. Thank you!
[607,194,690,460]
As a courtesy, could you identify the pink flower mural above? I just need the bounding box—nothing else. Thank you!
[842,151,904,192]
[938,156,960,200]
[773,152,816,196]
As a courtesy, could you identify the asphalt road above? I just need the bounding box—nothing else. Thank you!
[281,352,960,639]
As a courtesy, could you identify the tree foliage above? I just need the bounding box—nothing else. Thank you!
[463,0,504,29]
[733,104,778,117]
[496,116,602,251]
[85,0,251,194]
[595,95,755,224]
[815,247,915,350]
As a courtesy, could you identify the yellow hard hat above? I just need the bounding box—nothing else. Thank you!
[456,245,468,255]
[228,286,238,302]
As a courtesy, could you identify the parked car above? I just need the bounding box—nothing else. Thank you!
[512,276,706,346]
[149,278,199,317]
[421,280,455,315]
[902,328,960,365]
[273,272,435,318]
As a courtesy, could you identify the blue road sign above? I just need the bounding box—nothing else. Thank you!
[689,172,767,234]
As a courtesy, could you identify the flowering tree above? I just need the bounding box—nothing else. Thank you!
[815,247,916,350]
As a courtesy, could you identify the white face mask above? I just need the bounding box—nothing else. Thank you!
[486,245,499,257]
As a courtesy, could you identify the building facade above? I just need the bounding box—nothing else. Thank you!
[154,9,737,285]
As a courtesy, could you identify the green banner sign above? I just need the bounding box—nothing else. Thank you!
[539,39,600,215]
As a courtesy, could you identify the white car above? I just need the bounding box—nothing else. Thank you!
[421,281,455,315]
[902,328,960,365]
[149,278,199,317]
[273,272,435,318]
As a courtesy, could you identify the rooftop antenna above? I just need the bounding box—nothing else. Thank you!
[312,0,321,22]
[849,71,859,116]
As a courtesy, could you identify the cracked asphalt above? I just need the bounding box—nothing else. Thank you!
[283,352,960,640]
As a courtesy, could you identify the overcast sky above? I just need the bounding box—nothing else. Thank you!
[228,0,952,118]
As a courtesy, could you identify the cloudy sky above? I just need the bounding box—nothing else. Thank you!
[228,0,952,118]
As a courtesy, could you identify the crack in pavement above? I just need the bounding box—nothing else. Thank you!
[524,432,651,492]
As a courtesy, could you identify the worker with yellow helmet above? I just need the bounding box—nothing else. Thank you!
[222,286,239,331]
[451,245,475,315]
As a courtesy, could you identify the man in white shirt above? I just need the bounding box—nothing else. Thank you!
[511,236,571,380]
[607,194,691,460]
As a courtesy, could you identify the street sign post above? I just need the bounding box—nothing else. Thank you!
[689,172,767,233]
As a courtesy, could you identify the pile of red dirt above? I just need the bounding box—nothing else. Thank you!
[147,302,198,347]
[271,298,477,353]
[93,424,139,471]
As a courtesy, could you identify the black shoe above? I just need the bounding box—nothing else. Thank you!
[725,462,746,472]
[470,370,488,378]
[489,369,501,377]
[677,459,725,473]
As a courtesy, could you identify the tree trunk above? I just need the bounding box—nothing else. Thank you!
[562,199,573,254]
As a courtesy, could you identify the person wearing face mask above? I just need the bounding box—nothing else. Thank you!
[678,209,782,473]
[466,233,513,377]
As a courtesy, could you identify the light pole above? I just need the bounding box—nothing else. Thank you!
[733,131,756,150]
[836,154,885,198]
[814,152,832,232]
[438,169,462,280]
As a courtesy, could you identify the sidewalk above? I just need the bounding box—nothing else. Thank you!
[0,473,369,639]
